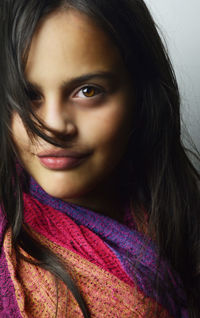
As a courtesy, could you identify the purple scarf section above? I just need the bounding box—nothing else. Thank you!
[0,176,189,317]
[29,177,189,318]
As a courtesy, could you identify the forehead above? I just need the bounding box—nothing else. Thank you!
[25,9,125,84]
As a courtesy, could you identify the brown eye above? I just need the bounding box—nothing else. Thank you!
[75,85,104,98]
[28,90,42,102]
[82,87,96,97]
[26,84,42,105]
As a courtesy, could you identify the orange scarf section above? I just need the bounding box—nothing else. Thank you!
[4,226,172,317]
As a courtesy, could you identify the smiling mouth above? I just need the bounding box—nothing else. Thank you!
[37,154,90,170]
[36,147,91,170]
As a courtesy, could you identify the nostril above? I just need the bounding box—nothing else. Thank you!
[48,120,77,136]
[64,121,77,135]
[44,120,78,143]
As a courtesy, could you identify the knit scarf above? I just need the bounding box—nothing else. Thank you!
[0,177,188,317]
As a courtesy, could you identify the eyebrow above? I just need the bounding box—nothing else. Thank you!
[26,71,117,92]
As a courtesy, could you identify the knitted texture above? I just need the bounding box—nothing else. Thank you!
[0,177,189,317]
[0,210,22,317]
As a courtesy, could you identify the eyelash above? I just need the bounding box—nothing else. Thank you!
[73,85,104,99]
[27,85,104,104]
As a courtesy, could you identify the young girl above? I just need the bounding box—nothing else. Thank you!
[0,0,199,317]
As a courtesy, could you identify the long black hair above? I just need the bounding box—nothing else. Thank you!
[0,0,200,317]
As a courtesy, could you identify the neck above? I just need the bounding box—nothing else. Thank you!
[65,170,129,223]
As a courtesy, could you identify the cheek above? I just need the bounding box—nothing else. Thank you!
[11,114,30,155]
[84,99,133,150]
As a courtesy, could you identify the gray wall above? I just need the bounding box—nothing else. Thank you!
[145,0,200,153]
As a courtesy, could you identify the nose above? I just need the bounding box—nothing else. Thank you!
[41,97,77,136]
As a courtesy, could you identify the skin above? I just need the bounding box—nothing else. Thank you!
[12,9,134,221]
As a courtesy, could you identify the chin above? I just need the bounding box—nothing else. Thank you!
[35,176,88,201]
[28,163,103,202]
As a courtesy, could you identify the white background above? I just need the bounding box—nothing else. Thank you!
[145,0,200,155]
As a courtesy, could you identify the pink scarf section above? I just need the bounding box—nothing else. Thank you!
[0,191,174,317]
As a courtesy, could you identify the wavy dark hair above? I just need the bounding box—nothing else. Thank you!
[0,0,200,317]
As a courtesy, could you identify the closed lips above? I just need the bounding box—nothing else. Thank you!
[36,149,91,170]
[37,149,91,158]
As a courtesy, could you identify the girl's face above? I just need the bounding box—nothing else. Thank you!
[12,9,134,206]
